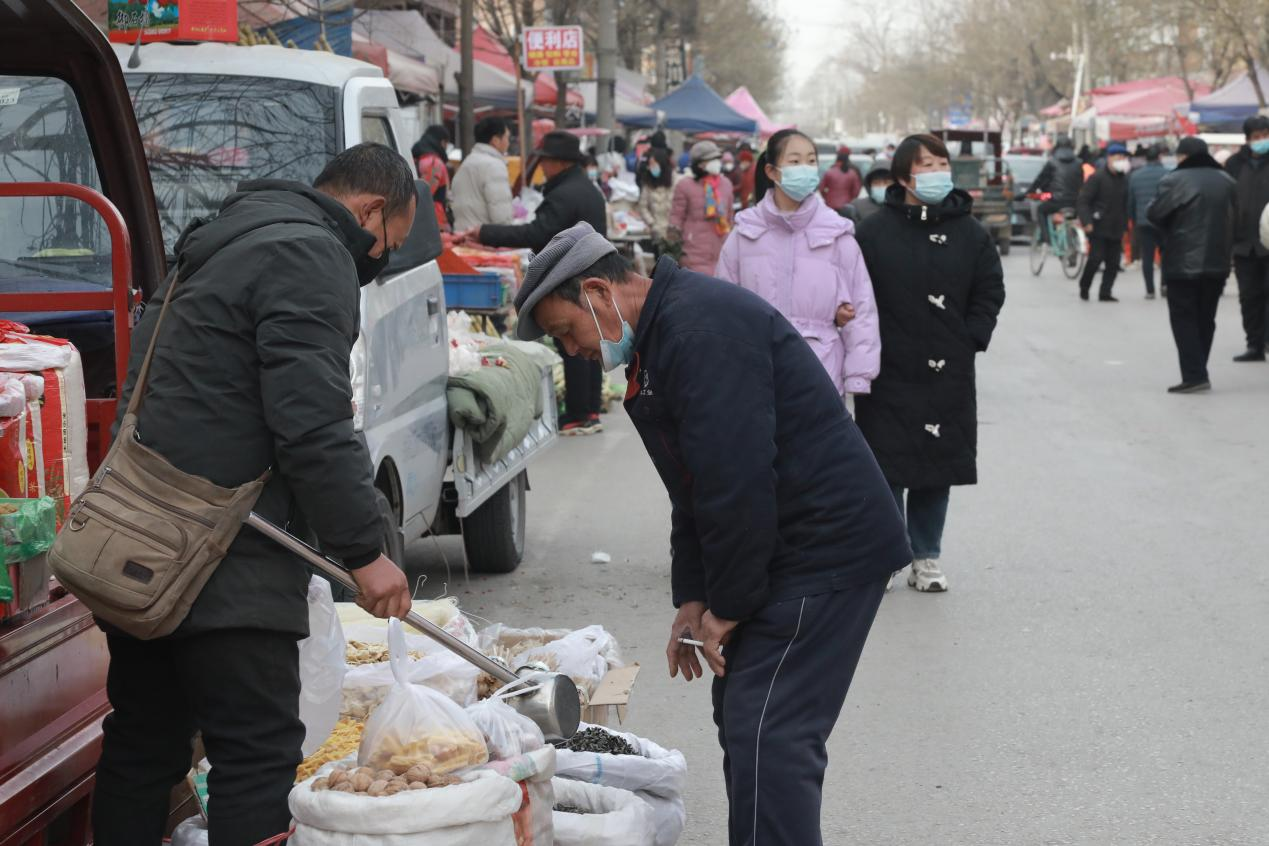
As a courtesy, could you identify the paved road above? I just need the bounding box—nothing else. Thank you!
[408,250,1269,845]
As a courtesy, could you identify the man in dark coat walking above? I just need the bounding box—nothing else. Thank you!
[463,130,609,434]
[1148,137,1237,393]
[1127,144,1168,298]
[1077,142,1132,301]
[1229,115,1269,361]
[512,222,911,846]
[94,144,416,846]
[854,134,1006,593]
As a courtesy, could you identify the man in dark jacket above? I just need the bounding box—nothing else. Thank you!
[1031,136,1084,242]
[1230,115,1269,361]
[1077,142,1132,301]
[842,166,892,223]
[1224,115,1264,181]
[1148,137,1238,393]
[1127,144,1168,298]
[464,130,608,434]
[92,144,415,846]
[513,222,911,846]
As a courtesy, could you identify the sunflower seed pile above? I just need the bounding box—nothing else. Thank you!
[562,726,638,756]
[554,804,592,815]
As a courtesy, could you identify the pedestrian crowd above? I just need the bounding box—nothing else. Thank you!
[1030,117,1269,393]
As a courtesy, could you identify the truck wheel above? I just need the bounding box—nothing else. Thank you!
[463,472,526,574]
[376,488,406,567]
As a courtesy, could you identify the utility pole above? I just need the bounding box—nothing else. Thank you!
[596,0,617,131]
[460,0,475,155]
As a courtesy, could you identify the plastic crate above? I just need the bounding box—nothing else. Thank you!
[443,272,503,310]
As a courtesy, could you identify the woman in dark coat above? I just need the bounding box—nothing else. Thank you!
[854,133,1006,593]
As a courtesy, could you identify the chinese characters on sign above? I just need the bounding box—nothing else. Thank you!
[522,25,584,72]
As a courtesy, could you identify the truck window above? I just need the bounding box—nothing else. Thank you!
[361,115,396,150]
[125,73,340,251]
[0,75,113,288]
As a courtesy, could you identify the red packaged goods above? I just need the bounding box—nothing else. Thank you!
[0,323,89,527]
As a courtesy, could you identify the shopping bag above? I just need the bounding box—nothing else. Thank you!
[357,618,488,775]
[298,577,347,756]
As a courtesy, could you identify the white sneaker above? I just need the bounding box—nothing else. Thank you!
[907,559,948,592]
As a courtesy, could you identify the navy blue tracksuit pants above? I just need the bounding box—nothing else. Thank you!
[712,578,887,846]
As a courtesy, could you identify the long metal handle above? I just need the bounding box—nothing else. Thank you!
[245,512,518,684]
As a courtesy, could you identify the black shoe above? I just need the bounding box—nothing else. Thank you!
[1145,292,1156,300]
[1079,289,1090,301]
[1168,381,1211,394]
[1099,295,1119,302]
[1233,349,1266,362]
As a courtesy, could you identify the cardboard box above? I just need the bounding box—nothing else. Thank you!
[582,664,640,727]
[107,0,238,45]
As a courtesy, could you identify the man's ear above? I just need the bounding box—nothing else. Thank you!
[581,276,611,301]
[355,196,387,228]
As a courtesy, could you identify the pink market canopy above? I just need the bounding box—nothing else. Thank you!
[725,86,794,137]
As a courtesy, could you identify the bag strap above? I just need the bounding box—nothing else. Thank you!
[124,261,184,418]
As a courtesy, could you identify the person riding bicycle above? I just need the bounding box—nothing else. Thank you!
[1031,136,1084,243]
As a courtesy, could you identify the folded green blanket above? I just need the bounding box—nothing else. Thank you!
[447,343,546,463]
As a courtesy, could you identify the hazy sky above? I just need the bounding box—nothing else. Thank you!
[773,0,857,91]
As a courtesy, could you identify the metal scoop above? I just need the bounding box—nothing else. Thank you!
[246,512,580,744]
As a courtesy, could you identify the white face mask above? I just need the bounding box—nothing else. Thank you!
[1111,158,1131,174]
[704,159,723,176]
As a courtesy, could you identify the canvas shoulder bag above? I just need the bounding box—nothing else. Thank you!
[49,257,270,639]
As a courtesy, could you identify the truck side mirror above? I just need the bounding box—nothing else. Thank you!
[383,179,444,278]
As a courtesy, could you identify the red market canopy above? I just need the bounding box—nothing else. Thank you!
[724,86,794,137]
[1090,77,1209,119]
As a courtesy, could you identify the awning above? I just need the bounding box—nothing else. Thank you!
[623,74,757,133]
[1192,68,1269,127]
[351,33,440,97]
[578,66,655,123]
[724,86,794,137]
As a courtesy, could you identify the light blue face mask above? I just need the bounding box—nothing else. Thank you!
[1252,138,1269,156]
[912,171,954,204]
[585,293,635,372]
[777,164,821,202]
[870,185,889,204]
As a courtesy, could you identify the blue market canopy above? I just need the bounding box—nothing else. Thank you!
[1191,69,1269,128]
[623,74,758,133]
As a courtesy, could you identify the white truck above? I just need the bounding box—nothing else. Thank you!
[110,43,557,573]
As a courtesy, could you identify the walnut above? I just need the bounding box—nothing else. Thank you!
[311,778,329,792]
[366,779,389,797]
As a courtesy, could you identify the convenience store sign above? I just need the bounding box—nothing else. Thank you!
[522,26,584,72]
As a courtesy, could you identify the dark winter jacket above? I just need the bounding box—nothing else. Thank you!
[119,181,383,637]
[479,165,606,250]
[1127,161,1168,226]
[1232,152,1269,258]
[1077,166,1129,240]
[854,186,1006,489]
[1032,147,1084,206]
[623,257,911,621]
[1147,153,1237,281]
[1225,146,1252,181]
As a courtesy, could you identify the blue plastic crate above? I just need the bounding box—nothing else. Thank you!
[443,272,504,310]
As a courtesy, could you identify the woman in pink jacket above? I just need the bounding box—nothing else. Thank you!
[716,129,880,397]
[669,140,734,273]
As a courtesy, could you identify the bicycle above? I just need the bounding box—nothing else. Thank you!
[1028,195,1087,280]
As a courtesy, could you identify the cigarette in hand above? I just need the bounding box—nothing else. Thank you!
[678,637,705,647]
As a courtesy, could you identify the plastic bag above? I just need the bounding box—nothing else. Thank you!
[515,626,623,699]
[0,497,55,565]
[466,687,545,761]
[298,577,347,756]
[341,623,480,719]
[551,778,654,846]
[358,618,489,775]
[170,815,209,846]
[555,725,686,846]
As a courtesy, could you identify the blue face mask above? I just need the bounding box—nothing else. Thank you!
[1252,139,1269,156]
[912,171,954,204]
[585,293,635,372]
[869,185,888,204]
[777,164,820,202]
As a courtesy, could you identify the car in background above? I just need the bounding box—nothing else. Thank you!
[1005,152,1048,241]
